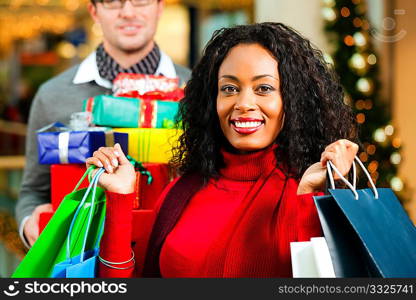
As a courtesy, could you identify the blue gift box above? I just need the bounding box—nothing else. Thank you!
[37,123,128,164]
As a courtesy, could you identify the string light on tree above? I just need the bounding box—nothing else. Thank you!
[343,93,352,106]
[359,152,368,162]
[368,160,379,173]
[392,137,402,149]
[367,54,377,65]
[350,53,366,69]
[356,113,365,124]
[353,17,363,28]
[391,177,404,192]
[340,6,351,18]
[349,53,369,75]
[384,125,394,136]
[353,31,367,47]
[356,77,373,94]
[322,7,337,22]
[344,35,355,46]
[390,152,402,165]
[373,128,386,143]
[323,0,336,7]
[364,99,373,109]
[366,144,376,155]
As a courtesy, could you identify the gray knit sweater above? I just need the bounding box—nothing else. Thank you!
[16,62,191,228]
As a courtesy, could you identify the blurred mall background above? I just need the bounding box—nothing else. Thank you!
[0,0,414,276]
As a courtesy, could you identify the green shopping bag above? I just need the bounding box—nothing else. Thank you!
[13,166,106,278]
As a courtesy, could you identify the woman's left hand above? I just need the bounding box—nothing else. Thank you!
[297,139,359,195]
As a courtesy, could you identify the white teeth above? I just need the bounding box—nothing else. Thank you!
[234,121,262,128]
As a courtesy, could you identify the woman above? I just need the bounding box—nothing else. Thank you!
[86,22,359,278]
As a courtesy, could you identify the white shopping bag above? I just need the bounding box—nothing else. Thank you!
[290,237,336,278]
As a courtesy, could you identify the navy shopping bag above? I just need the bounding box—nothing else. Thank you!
[314,157,416,278]
[51,168,106,278]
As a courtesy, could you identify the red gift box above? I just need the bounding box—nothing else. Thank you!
[137,163,177,209]
[40,163,177,266]
[39,211,54,234]
[50,163,176,210]
[51,164,87,211]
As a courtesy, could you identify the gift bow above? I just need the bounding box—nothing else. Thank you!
[116,89,184,102]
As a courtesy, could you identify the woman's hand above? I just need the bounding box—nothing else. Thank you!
[86,143,136,194]
[297,139,359,195]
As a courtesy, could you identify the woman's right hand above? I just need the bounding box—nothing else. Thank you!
[86,143,136,194]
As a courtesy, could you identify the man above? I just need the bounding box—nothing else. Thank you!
[16,0,191,247]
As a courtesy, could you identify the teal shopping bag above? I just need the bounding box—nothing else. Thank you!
[51,168,106,278]
[314,157,416,277]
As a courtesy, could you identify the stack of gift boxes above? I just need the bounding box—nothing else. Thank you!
[37,74,183,273]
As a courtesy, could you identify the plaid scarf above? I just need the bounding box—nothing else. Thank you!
[96,43,161,82]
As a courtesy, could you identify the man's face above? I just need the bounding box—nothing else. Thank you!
[88,0,163,53]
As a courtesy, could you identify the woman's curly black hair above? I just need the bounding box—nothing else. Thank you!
[171,22,358,181]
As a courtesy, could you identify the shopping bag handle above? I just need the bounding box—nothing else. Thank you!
[80,168,105,262]
[72,165,97,192]
[66,168,105,261]
[327,156,379,200]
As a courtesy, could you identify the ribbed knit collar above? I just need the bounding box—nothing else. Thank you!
[219,145,278,181]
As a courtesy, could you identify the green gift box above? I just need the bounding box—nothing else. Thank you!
[83,95,179,128]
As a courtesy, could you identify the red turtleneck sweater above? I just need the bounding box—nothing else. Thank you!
[98,147,323,277]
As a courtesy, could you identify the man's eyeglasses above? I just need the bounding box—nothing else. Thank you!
[94,0,156,9]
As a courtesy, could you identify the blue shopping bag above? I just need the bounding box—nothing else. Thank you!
[51,168,106,278]
[314,157,416,277]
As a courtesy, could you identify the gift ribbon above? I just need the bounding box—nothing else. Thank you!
[58,132,70,164]
[126,154,153,209]
[105,130,115,147]
[139,99,157,128]
[134,172,140,209]
[57,130,114,164]
[85,97,95,124]
[117,89,184,102]
[138,129,152,163]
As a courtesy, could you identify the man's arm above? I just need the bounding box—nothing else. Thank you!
[15,86,53,247]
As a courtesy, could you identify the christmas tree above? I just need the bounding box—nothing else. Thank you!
[321,0,408,202]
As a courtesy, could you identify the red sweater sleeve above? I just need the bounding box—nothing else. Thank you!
[98,177,181,278]
[296,192,324,241]
[98,191,135,278]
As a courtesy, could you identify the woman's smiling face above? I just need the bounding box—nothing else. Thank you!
[216,43,284,152]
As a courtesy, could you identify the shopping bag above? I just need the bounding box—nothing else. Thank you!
[314,194,372,277]
[51,168,106,278]
[290,237,336,278]
[314,157,416,277]
[12,167,105,278]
